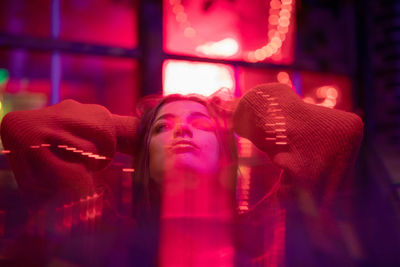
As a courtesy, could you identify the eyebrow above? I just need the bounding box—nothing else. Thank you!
[155,111,211,122]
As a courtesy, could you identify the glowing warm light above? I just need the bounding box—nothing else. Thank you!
[1,150,11,154]
[304,85,339,109]
[276,71,293,87]
[122,168,135,173]
[277,71,289,83]
[255,49,267,61]
[245,0,295,62]
[169,0,197,40]
[30,145,40,149]
[196,38,239,58]
[276,141,288,145]
[238,137,252,158]
[269,15,279,25]
[176,12,187,22]
[183,27,196,38]
[88,154,106,160]
[168,0,294,62]
[163,60,234,96]
[270,0,281,9]
[237,164,251,213]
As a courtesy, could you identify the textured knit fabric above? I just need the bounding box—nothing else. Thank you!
[0,99,139,209]
[0,83,364,266]
[233,83,364,266]
[234,83,363,205]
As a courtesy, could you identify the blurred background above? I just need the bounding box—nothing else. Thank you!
[0,0,399,265]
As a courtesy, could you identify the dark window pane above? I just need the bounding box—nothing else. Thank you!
[60,54,139,115]
[0,0,51,37]
[60,0,138,48]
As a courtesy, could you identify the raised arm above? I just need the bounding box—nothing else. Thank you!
[0,99,139,210]
[233,83,364,206]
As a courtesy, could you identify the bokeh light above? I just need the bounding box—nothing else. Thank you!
[163,60,234,96]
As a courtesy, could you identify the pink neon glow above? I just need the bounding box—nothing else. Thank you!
[163,60,234,96]
[276,71,292,87]
[29,145,40,149]
[245,0,295,63]
[122,168,135,172]
[303,85,339,109]
[237,165,251,212]
[1,150,11,154]
[196,38,239,58]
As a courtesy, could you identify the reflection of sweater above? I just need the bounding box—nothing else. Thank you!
[0,83,364,266]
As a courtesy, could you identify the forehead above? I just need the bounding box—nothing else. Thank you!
[156,100,210,118]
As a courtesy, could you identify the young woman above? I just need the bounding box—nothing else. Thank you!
[0,83,363,266]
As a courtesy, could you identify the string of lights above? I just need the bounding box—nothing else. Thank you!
[168,0,295,61]
[246,0,295,62]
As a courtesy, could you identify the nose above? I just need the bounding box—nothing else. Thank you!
[173,122,193,138]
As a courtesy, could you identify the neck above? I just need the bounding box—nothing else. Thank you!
[160,169,234,219]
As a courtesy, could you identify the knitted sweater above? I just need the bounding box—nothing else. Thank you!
[0,83,364,266]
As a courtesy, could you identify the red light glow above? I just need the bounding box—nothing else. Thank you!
[303,85,339,109]
[165,0,295,64]
[245,0,296,62]
[276,71,293,87]
[196,38,240,58]
[163,60,235,96]
[237,165,251,213]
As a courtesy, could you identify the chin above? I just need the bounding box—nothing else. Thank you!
[172,157,199,172]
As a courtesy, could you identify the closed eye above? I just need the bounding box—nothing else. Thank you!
[190,117,215,131]
[152,121,173,134]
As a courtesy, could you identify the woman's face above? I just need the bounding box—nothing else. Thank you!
[149,100,220,180]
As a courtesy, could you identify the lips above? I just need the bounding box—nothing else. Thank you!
[169,140,199,153]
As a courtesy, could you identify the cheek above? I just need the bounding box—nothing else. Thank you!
[197,134,220,170]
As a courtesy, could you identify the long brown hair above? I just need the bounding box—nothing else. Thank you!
[131,94,238,223]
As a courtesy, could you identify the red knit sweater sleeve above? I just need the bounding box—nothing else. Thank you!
[0,99,139,210]
[233,83,364,206]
